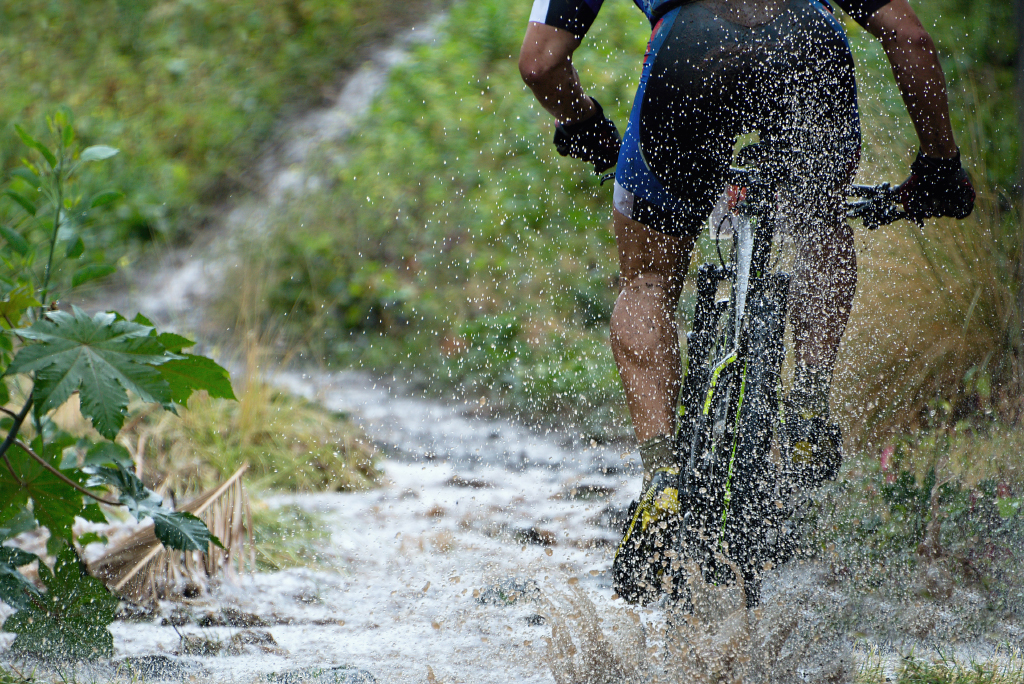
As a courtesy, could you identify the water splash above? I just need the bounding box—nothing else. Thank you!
[540,563,854,684]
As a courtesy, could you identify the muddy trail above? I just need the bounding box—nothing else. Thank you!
[3,12,1022,684]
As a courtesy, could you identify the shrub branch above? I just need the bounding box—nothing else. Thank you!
[12,437,120,506]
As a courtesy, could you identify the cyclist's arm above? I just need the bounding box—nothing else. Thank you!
[519,22,596,125]
[863,0,958,158]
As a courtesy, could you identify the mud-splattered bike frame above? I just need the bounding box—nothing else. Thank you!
[672,144,907,607]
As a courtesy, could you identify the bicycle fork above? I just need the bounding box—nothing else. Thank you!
[673,255,791,607]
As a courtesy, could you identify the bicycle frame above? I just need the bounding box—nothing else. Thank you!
[672,160,905,607]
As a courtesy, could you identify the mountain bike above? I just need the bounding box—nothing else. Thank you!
[671,144,908,607]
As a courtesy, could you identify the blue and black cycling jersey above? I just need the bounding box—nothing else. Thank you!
[529,0,892,37]
[529,0,866,237]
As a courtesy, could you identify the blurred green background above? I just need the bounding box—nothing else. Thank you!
[0,0,1020,439]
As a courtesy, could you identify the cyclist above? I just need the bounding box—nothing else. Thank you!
[520,0,975,603]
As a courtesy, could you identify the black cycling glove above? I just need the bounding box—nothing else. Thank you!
[553,98,621,174]
[896,149,975,221]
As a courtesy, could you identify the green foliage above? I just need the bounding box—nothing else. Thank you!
[843,0,1019,190]
[895,653,1024,684]
[0,116,235,659]
[0,666,34,684]
[809,428,1024,618]
[84,462,221,551]
[237,0,1021,434]
[4,547,117,661]
[0,0,434,249]
[231,0,644,431]
[0,436,88,545]
[9,308,174,437]
[0,547,40,612]
[158,354,236,405]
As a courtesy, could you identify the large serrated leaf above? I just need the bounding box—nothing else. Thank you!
[7,306,177,438]
[0,439,86,542]
[154,510,223,551]
[3,546,116,660]
[82,442,134,468]
[156,331,194,353]
[85,463,219,551]
[0,546,40,611]
[158,354,236,405]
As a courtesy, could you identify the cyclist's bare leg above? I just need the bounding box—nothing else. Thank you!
[787,201,857,412]
[610,209,696,449]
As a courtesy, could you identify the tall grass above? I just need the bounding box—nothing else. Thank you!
[836,48,1023,441]
[857,652,1024,684]
[51,340,382,493]
[836,168,1023,440]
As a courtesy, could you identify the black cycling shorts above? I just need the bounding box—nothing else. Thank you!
[613,0,862,237]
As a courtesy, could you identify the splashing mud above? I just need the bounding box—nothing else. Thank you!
[541,562,854,684]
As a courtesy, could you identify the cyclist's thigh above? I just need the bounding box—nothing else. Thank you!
[612,208,695,290]
[613,4,738,240]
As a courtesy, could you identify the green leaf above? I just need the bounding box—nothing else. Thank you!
[79,145,119,162]
[8,307,176,438]
[4,190,37,217]
[0,285,41,320]
[156,331,194,354]
[71,264,116,288]
[85,463,219,551]
[0,225,30,257]
[0,546,40,611]
[82,442,134,468]
[10,169,41,189]
[89,190,123,209]
[158,354,236,405]
[0,506,36,542]
[3,546,116,660]
[77,532,107,546]
[156,511,223,551]
[62,122,75,149]
[0,441,86,544]
[14,125,57,168]
[131,313,154,326]
[65,235,85,259]
[78,503,107,524]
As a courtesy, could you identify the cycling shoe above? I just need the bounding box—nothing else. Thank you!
[612,467,681,605]
[782,399,842,487]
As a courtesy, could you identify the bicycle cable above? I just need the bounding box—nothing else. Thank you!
[714,211,729,271]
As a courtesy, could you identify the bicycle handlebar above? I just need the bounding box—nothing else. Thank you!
[847,182,916,230]
[725,167,915,230]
